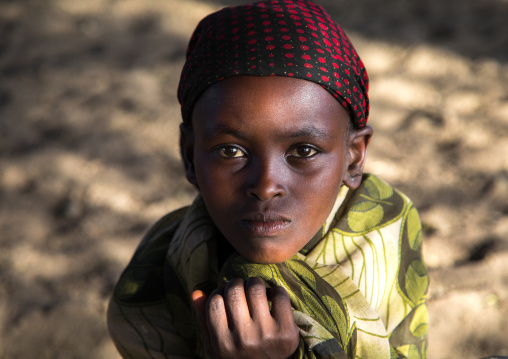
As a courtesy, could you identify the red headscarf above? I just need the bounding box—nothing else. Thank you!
[178,0,369,128]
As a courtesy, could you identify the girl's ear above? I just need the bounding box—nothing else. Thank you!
[179,122,199,188]
[342,125,373,189]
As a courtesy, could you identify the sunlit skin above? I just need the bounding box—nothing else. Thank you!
[181,76,372,358]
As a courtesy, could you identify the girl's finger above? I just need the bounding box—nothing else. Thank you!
[269,286,295,325]
[191,290,210,347]
[223,278,252,329]
[206,288,231,352]
[245,277,271,322]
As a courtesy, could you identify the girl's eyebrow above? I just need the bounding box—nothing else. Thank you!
[206,123,334,141]
[205,123,247,139]
[282,125,333,140]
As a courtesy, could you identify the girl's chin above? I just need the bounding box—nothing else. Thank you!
[224,230,310,264]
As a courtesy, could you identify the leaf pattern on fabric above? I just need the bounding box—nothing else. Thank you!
[114,265,166,304]
[293,313,346,359]
[231,260,275,281]
[397,344,422,359]
[115,272,143,299]
[409,304,428,340]
[322,295,351,343]
[406,207,422,251]
[302,288,336,330]
[405,259,429,305]
[347,175,394,232]
[286,259,317,291]
[348,201,385,232]
[364,175,394,201]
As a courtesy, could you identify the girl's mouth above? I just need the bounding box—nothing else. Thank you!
[239,213,292,237]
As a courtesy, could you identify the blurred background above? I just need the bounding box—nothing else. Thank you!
[0,0,507,357]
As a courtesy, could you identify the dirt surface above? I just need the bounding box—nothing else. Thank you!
[1,0,507,358]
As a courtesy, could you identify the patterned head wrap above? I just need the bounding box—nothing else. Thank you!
[178,0,369,129]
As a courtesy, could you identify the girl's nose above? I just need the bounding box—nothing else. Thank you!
[245,158,286,201]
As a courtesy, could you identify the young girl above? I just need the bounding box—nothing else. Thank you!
[107,1,429,358]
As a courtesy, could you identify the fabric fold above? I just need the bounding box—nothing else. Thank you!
[218,252,392,358]
[219,253,355,358]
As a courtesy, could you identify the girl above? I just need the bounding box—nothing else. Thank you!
[108,1,429,358]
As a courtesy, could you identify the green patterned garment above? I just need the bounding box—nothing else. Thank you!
[108,174,429,358]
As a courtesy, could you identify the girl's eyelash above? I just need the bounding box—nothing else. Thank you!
[215,145,247,158]
[287,144,321,159]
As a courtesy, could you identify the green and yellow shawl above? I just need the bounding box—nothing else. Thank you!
[108,174,429,358]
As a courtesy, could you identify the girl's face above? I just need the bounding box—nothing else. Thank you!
[183,76,371,264]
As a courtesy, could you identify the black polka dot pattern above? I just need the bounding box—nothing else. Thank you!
[178,0,369,129]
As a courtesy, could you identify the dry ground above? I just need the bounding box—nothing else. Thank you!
[0,0,507,358]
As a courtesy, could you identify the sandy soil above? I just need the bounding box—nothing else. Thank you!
[0,0,507,358]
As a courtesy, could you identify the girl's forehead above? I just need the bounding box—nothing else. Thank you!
[197,75,327,104]
[192,75,350,137]
[178,0,369,130]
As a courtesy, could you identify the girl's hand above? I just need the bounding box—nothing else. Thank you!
[192,277,299,359]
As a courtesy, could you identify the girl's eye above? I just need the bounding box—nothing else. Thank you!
[289,145,318,158]
[217,146,246,158]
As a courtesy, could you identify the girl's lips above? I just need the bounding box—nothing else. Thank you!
[239,220,292,237]
[239,213,292,236]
